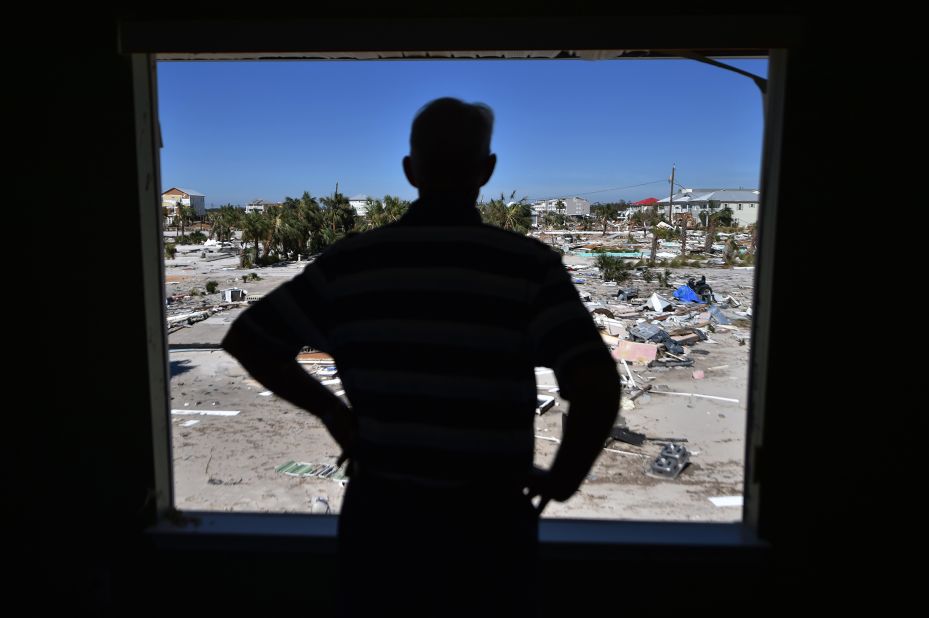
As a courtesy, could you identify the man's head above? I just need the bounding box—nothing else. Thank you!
[403,98,496,196]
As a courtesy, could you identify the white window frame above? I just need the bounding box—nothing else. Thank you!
[127,30,784,556]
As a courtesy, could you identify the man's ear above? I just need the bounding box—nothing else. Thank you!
[403,156,418,188]
[479,154,497,187]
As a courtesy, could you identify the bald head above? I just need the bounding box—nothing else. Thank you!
[404,98,496,194]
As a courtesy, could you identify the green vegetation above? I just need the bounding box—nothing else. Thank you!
[175,231,207,244]
[164,243,176,260]
[359,195,410,231]
[205,281,219,294]
[590,203,621,235]
[478,193,532,234]
[652,226,679,241]
[594,252,630,283]
[658,268,671,286]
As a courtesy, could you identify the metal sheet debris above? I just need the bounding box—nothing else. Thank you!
[536,395,556,415]
[709,496,744,507]
[610,426,646,446]
[708,305,732,325]
[647,293,673,312]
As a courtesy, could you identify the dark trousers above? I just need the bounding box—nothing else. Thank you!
[337,472,540,617]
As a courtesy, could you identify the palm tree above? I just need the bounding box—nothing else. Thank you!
[591,203,620,236]
[383,195,409,224]
[502,202,532,234]
[319,191,356,248]
[361,198,386,230]
[704,212,717,253]
[261,204,283,260]
[542,210,565,230]
[271,200,307,260]
[241,210,270,265]
[478,196,507,228]
[177,203,194,239]
[212,204,242,243]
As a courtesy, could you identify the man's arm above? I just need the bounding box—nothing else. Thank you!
[220,270,357,456]
[529,354,619,502]
[526,250,621,504]
[221,321,356,455]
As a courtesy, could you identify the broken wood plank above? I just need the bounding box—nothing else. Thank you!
[629,384,653,401]
[670,333,701,346]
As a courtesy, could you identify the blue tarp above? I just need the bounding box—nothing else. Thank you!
[673,285,705,303]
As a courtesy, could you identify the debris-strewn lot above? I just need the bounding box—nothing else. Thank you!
[166,237,753,521]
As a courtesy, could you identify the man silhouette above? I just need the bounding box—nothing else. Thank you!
[222,97,619,616]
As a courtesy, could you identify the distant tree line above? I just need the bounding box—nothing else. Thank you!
[167,192,412,267]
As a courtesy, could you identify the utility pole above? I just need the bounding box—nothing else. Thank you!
[668,164,675,223]
[681,213,688,258]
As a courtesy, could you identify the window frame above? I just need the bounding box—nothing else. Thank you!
[126,18,789,555]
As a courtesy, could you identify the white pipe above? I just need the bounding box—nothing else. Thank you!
[648,391,740,403]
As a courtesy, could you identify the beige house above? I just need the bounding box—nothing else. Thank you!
[162,187,206,222]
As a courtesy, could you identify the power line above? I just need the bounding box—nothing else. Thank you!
[527,179,666,202]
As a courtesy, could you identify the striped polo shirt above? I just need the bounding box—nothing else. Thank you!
[235,196,610,487]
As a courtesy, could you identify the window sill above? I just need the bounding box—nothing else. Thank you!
[148,511,767,562]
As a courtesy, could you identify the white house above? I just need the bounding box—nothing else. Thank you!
[245,199,281,214]
[531,196,591,217]
[162,187,206,219]
[656,188,760,227]
[349,195,372,216]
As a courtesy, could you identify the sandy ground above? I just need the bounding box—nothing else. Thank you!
[165,242,754,521]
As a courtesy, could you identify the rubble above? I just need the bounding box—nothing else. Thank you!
[165,227,753,518]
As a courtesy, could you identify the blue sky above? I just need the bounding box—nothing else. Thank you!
[157,58,767,206]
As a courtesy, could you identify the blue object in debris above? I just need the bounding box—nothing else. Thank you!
[673,285,704,303]
[573,278,586,284]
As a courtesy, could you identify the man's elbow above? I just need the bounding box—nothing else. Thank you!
[220,324,245,360]
[562,362,621,409]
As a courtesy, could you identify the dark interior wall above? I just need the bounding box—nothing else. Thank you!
[18,16,159,608]
[15,6,899,612]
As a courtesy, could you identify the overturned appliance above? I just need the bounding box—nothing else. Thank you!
[649,443,690,479]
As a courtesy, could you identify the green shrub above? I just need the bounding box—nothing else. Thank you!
[595,254,630,282]
[658,268,671,286]
[164,243,176,260]
[175,232,207,245]
[205,281,219,294]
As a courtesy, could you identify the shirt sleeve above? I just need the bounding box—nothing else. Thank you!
[228,260,333,360]
[527,250,612,400]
